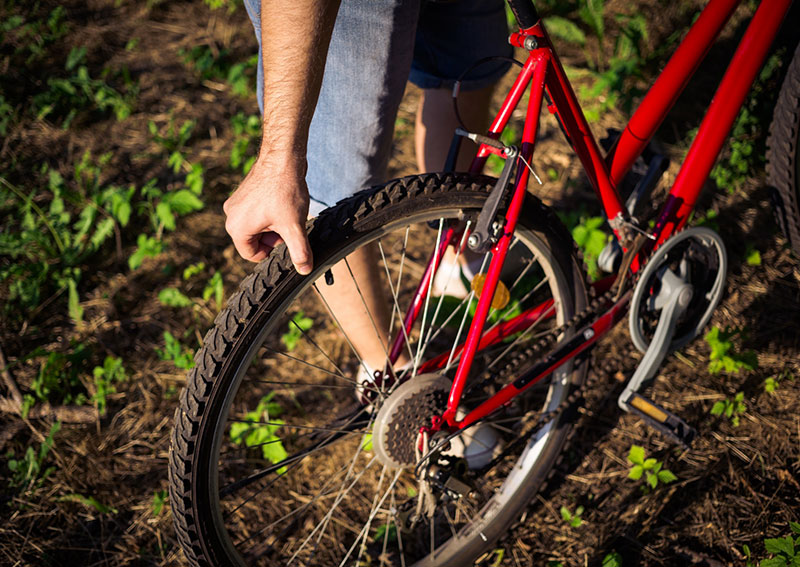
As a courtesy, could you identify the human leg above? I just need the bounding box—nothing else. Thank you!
[244,0,420,373]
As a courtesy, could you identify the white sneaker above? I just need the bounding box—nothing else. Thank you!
[444,409,503,470]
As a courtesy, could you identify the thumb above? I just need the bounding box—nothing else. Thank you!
[282,222,314,275]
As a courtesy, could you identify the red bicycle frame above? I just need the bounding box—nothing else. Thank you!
[386,0,792,431]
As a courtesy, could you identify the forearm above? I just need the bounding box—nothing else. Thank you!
[259,0,341,156]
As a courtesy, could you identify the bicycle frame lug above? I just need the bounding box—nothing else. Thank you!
[523,36,538,51]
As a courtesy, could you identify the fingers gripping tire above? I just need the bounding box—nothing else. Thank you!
[169,173,588,567]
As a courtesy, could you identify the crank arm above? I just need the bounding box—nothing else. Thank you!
[618,272,693,411]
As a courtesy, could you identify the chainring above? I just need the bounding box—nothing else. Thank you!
[629,226,727,353]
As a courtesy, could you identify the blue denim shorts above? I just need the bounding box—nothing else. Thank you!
[244,0,511,215]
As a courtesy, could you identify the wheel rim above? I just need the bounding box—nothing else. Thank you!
[198,203,578,567]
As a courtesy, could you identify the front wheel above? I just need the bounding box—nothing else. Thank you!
[169,173,588,567]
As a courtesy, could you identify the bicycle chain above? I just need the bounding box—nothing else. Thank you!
[460,236,651,475]
[462,287,620,475]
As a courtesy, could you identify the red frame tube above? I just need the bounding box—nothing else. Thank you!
[442,52,550,425]
[607,0,740,187]
[650,0,793,245]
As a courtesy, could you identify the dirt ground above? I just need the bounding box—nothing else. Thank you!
[1,1,799,565]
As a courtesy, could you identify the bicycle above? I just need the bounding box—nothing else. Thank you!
[168,0,800,565]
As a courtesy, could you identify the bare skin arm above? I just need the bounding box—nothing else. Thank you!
[223,0,341,274]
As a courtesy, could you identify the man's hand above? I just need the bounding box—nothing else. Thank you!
[223,151,313,275]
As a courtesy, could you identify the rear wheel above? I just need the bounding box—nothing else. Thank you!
[767,42,800,256]
[169,173,588,567]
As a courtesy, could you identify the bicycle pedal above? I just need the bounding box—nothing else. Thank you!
[621,393,696,447]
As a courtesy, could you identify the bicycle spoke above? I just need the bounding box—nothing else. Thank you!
[261,348,379,392]
[312,282,384,400]
[413,218,444,375]
[416,223,472,365]
[337,469,403,567]
[342,256,394,381]
[377,239,417,367]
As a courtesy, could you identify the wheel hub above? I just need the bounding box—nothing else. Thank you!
[371,374,450,469]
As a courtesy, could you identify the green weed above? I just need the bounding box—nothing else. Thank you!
[281,311,314,351]
[0,5,69,64]
[704,326,758,375]
[203,271,224,307]
[151,489,168,516]
[627,445,677,491]
[230,112,261,175]
[760,522,800,567]
[764,370,793,394]
[21,345,91,418]
[559,211,609,280]
[6,421,61,493]
[745,246,762,266]
[180,44,256,96]
[158,287,193,308]
[602,552,623,567]
[229,393,288,469]
[33,47,136,127]
[148,118,195,173]
[128,234,164,270]
[0,152,137,321]
[183,262,206,280]
[58,493,117,514]
[560,505,584,528]
[711,392,746,427]
[372,523,398,544]
[157,331,195,370]
[92,356,127,416]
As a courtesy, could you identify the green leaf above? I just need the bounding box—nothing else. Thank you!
[646,471,658,489]
[657,469,677,484]
[158,287,193,308]
[151,489,167,516]
[711,401,725,416]
[765,537,795,557]
[58,493,117,514]
[183,262,206,280]
[790,522,800,535]
[203,271,224,306]
[90,217,115,250]
[643,458,657,470]
[627,445,645,466]
[361,433,373,452]
[746,248,761,266]
[67,278,83,324]
[602,552,622,567]
[165,189,204,215]
[65,46,86,71]
[156,201,176,231]
[128,234,163,270]
[560,506,571,522]
[760,557,789,567]
[543,16,586,46]
[185,163,204,195]
[628,464,643,480]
